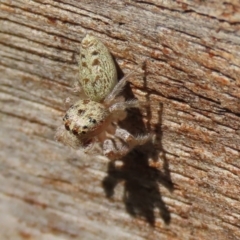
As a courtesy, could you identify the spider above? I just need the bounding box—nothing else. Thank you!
[55,35,151,160]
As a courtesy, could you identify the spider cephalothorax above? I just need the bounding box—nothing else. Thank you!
[63,100,111,139]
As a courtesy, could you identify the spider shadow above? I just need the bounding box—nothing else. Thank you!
[102,66,174,226]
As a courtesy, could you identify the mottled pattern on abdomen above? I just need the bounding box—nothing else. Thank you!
[79,35,118,102]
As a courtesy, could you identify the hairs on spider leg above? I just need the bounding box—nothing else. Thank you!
[104,70,135,105]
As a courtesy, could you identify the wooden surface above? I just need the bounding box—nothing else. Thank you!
[0,0,240,239]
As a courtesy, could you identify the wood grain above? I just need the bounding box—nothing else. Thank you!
[0,0,239,239]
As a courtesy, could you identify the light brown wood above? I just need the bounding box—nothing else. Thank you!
[0,0,239,239]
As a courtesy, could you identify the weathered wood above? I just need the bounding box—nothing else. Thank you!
[0,0,239,239]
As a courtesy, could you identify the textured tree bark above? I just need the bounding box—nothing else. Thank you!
[0,0,239,239]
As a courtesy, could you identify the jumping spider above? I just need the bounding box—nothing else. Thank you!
[55,35,151,160]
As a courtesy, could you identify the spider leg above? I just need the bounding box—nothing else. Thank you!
[108,99,139,121]
[104,70,134,105]
[115,128,152,148]
[103,139,129,160]
[73,82,89,98]
[102,128,152,160]
[109,99,139,112]
[72,81,82,93]
[64,97,75,109]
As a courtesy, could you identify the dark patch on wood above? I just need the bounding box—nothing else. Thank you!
[47,16,57,25]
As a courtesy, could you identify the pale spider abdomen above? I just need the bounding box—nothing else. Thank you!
[63,99,111,140]
[79,34,118,102]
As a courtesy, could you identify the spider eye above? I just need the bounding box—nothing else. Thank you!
[63,114,69,121]
[72,129,78,135]
[89,117,97,124]
[65,124,70,131]
[78,109,85,115]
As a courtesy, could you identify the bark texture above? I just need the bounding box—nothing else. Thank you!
[0,0,240,239]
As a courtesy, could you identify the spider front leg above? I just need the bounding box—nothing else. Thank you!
[109,99,140,121]
[103,128,152,160]
[115,128,152,148]
[103,139,130,160]
[104,70,134,105]
[65,81,89,108]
